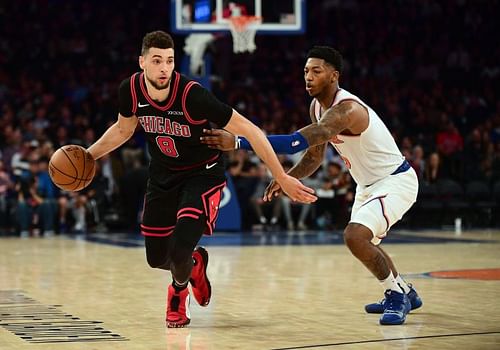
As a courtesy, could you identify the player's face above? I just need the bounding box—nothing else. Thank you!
[140,48,175,90]
[304,58,337,97]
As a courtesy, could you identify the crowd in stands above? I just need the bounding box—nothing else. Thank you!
[0,1,499,235]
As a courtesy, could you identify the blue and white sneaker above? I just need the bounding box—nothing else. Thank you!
[365,284,422,314]
[379,290,411,325]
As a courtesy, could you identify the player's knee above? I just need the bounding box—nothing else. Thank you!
[170,246,193,267]
[343,223,372,251]
[169,235,195,267]
[146,253,170,269]
[169,217,203,266]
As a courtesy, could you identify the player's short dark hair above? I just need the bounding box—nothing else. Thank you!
[141,30,174,55]
[307,46,343,73]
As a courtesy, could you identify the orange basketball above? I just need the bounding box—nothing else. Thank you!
[49,145,96,191]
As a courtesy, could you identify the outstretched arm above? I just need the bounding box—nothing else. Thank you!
[224,110,317,203]
[200,129,309,154]
[263,100,367,201]
[202,101,366,173]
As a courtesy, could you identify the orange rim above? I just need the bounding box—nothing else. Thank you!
[228,16,262,32]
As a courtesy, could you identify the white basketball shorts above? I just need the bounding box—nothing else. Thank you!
[350,167,418,245]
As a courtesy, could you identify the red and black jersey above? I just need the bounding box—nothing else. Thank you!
[119,71,232,171]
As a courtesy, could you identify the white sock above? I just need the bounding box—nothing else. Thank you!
[379,271,404,293]
[395,274,411,294]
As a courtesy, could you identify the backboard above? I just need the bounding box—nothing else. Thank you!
[171,0,306,34]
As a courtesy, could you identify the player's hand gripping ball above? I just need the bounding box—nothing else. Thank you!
[49,145,96,191]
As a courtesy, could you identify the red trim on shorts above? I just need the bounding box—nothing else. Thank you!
[141,230,174,237]
[177,213,200,220]
[182,81,207,125]
[360,194,388,208]
[130,73,139,115]
[167,153,220,171]
[201,182,226,235]
[176,207,202,220]
[140,224,175,231]
[140,223,175,237]
[378,197,390,233]
[177,207,203,219]
[177,207,203,215]
[139,72,179,110]
[360,194,390,237]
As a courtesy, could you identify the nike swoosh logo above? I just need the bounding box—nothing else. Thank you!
[206,162,217,169]
[138,102,150,108]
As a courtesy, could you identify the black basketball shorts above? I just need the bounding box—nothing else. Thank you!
[140,161,226,243]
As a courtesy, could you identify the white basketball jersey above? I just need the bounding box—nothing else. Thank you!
[314,88,404,186]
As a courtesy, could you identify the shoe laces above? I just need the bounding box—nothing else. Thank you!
[383,290,402,313]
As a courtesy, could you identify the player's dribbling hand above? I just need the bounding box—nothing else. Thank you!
[200,129,236,151]
[264,176,317,204]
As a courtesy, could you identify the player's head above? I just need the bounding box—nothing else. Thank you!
[139,30,175,90]
[304,46,343,97]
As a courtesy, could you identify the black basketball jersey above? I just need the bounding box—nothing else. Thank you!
[119,71,232,171]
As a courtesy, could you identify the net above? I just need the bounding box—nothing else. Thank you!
[228,16,262,53]
[183,33,215,75]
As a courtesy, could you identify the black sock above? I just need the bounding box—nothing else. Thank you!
[172,280,188,292]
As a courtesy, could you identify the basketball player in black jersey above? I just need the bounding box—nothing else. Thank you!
[86,30,316,327]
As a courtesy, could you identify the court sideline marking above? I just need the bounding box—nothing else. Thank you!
[270,330,500,349]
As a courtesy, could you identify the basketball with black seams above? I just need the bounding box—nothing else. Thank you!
[49,145,96,191]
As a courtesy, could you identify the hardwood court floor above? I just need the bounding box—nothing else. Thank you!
[1,230,499,349]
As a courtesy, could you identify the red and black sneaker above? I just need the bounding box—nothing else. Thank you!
[189,246,212,307]
[166,284,191,328]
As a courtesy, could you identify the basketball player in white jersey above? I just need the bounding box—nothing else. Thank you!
[200,46,422,325]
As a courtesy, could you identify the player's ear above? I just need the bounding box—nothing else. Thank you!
[139,56,145,70]
[331,70,339,82]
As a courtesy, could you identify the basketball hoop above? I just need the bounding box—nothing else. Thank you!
[228,16,261,53]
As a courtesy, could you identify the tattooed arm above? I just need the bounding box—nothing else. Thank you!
[264,99,368,201]
[286,100,327,179]
[286,99,368,179]
[298,100,368,147]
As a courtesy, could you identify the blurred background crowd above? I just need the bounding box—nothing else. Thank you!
[1,0,499,236]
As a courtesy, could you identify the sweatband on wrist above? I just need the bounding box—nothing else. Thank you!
[239,131,309,154]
